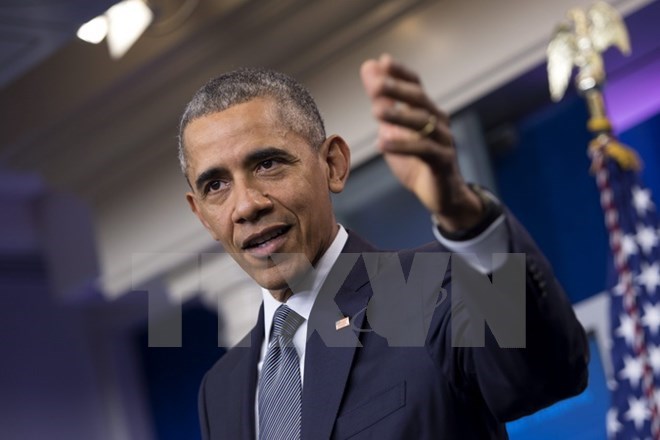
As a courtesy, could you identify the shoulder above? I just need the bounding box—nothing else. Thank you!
[202,334,252,387]
[345,229,448,258]
[344,229,449,277]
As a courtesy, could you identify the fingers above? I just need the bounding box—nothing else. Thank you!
[377,125,456,171]
[361,61,434,112]
[360,54,449,128]
[379,53,421,84]
[382,78,437,116]
[377,119,453,150]
[361,54,421,93]
[375,104,453,144]
[361,55,467,216]
[361,53,457,174]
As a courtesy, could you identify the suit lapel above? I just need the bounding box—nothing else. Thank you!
[301,232,376,439]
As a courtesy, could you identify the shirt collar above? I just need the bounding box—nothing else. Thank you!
[262,225,348,339]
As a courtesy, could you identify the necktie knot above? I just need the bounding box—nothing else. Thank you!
[271,304,304,342]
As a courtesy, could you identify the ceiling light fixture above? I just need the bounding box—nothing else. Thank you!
[106,0,154,59]
[76,15,109,44]
[76,0,154,59]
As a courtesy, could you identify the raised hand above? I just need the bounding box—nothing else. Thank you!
[360,53,483,233]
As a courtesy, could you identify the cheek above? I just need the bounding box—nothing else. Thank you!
[296,192,333,234]
[202,209,232,243]
[218,217,234,241]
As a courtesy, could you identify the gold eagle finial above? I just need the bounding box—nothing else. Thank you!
[547,1,631,102]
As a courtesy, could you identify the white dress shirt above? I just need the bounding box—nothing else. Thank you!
[433,214,508,274]
[258,226,349,384]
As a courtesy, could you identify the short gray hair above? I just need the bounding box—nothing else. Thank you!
[178,67,326,176]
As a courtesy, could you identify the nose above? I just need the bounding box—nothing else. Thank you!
[231,181,273,223]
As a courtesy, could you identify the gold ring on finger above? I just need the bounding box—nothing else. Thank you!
[418,115,437,138]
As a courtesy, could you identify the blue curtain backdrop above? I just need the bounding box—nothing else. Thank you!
[494,95,609,304]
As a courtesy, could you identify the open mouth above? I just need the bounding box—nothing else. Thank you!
[242,225,291,251]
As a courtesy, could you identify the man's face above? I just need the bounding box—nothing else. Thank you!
[184,98,346,293]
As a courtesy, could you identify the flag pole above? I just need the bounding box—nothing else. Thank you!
[547,2,660,439]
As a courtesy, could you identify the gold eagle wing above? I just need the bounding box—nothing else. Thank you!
[588,1,631,55]
[547,24,576,102]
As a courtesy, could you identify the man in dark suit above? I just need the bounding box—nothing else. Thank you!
[180,54,589,439]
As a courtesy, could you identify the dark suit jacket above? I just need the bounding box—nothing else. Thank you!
[199,215,589,439]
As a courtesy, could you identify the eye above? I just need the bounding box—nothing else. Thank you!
[205,180,225,194]
[257,158,284,173]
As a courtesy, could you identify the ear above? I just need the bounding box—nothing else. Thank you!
[186,192,219,241]
[321,135,351,194]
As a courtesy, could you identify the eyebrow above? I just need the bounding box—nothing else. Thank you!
[193,147,297,193]
[194,167,227,193]
[246,147,296,165]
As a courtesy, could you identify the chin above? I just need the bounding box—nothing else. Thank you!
[255,277,289,292]
[248,268,289,291]
[251,262,308,293]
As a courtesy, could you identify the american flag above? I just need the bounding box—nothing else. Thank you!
[591,135,660,439]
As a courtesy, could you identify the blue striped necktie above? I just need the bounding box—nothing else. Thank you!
[258,304,305,440]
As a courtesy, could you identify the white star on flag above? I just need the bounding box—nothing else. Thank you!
[636,225,659,255]
[619,354,644,388]
[642,303,660,335]
[637,262,660,293]
[632,186,655,216]
[616,313,638,347]
[625,396,651,431]
[622,234,639,260]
